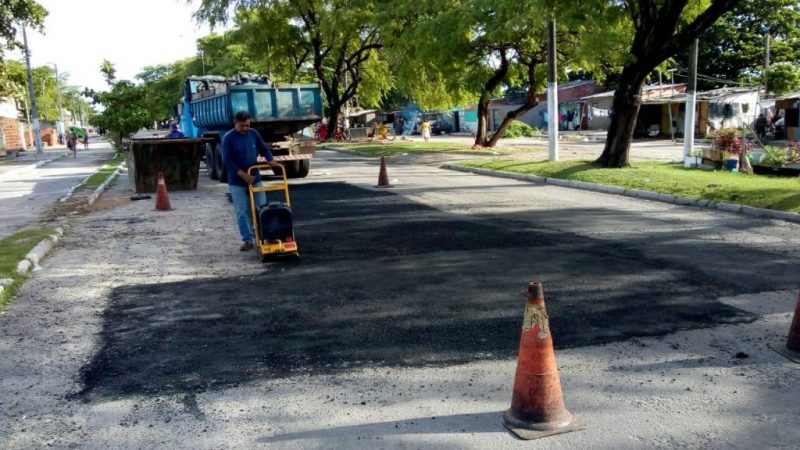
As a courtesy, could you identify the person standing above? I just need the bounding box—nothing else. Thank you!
[165,121,185,138]
[222,111,279,251]
[82,129,89,150]
[755,113,767,139]
[67,131,77,158]
[420,118,431,142]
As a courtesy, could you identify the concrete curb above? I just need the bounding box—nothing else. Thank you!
[15,226,68,275]
[11,159,122,280]
[0,153,68,182]
[87,164,124,206]
[442,164,800,225]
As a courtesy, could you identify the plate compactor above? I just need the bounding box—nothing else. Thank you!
[247,163,298,261]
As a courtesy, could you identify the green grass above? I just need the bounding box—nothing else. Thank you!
[83,153,126,188]
[458,159,800,213]
[0,228,56,309]
[325,141,497,157]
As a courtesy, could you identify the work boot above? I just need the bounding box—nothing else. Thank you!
[239,241,254,251]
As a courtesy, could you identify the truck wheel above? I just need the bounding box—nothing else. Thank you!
[205,143,218,179]
[284,159,310,178]
[215,143,228,183]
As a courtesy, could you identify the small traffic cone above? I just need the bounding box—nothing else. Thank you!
[503,282,584,440]
[376,156,392,187]
[154,172,172,211]
[772,291,800,363]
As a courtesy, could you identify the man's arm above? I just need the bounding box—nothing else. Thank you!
[222,134,254,183]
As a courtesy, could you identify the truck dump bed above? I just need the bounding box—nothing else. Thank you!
[188,76,322,142]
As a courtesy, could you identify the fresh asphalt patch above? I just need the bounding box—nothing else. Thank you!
[76,182,779,400]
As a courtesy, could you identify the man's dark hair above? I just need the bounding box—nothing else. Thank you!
[234,111,250,122]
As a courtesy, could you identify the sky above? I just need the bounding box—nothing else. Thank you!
[13,0,221,92]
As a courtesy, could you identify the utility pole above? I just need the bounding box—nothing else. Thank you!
[22,25,43,155]
[54,64,64,135]
[547,19,559,161]
[666,69,676,141]
[683,39,698,165]
[764,32,771,96]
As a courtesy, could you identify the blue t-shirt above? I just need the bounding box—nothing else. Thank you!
[221,128,274,186]
[165,131,184,138]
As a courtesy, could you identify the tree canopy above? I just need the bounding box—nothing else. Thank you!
[691,0,800,90]
[0,0,46,97]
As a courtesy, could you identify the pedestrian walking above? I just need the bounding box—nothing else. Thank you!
[82,130,89,150]
[67,131,77,158]
[221,111,278,251]
[420,118,431,142]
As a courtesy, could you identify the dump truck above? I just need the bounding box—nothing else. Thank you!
[178,74,322,181]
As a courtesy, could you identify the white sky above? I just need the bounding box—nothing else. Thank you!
[14,0,221,92]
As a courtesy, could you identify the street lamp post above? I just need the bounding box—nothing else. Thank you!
[22,25,43,155]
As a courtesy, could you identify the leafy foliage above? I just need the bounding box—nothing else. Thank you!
[766,62,800,94]
[499,120,541,138]
[192,0,389,133]
[761,145,789,166]
[692,0,800,90]
[86,62,151,149]
[0,0,46,96]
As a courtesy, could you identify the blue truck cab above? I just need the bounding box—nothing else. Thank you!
[178,74,323,180]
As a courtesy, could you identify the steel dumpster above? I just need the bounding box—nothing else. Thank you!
[127,138,207,193]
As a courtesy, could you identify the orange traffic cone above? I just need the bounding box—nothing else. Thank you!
[503,282,584,440]
[154,172,172,211]
[376,156,392,187]
[772,291,800,363]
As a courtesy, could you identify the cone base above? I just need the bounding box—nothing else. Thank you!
[771,343,800,363]
[503,410,585,440]
[375,184,393,188]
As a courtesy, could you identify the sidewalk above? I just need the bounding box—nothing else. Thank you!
[0,145,70,179]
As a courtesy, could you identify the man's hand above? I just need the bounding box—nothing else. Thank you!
[238,170,255,185]
[267,160,279,167]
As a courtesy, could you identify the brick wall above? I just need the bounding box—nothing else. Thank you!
[1,118,24,150]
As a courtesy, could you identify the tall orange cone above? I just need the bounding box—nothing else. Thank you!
[376,156,392,187]
[154,172,172,211]
[772,290,800,363]
[503,282,584,440]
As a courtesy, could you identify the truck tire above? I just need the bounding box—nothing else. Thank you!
[284,159,310,178]
[215,143,228,183]
[205,142,218,179]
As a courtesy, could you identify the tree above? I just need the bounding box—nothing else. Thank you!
[86,62,151,150]
[0,0,46,97]
[595,0,741,168]
[385,1,619,147]
[191,0,390,134]
[766,62,800,94]
[690,0,800,90]
[100,59,116,86]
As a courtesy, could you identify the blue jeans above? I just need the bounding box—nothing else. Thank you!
[229,183,266,243]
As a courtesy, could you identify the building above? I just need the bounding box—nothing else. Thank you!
[488,80,605,131]
[0,97,28,155]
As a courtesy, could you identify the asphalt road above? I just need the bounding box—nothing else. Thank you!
[2,149,798,448]
[0,142,115,239]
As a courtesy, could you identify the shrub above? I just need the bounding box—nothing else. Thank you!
[713,128,752,157]
[502,120,540,138]
[761,145,788,167]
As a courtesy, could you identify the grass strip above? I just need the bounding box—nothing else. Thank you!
[0,228,56,309]
[83,152,126,188]
[458,159,800,213]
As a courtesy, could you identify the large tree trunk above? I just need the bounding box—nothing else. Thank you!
[485,59,541,148]
[594,67,650,167]
[473,50,509,147]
